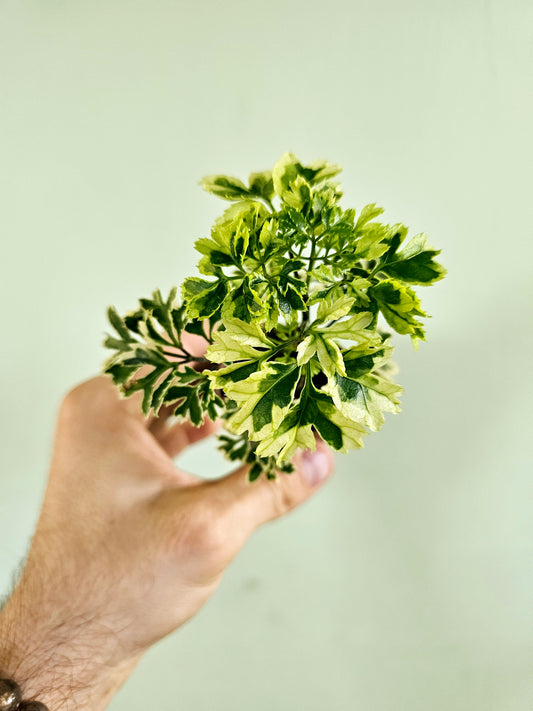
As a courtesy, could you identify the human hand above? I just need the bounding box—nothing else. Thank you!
[0,346,335,710]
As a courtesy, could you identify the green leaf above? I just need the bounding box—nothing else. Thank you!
[370,279,427,345]
[212,360,260,387]
[107,306,135,342]
[199,174,250,201]
[182,278,229,319]
[324,372,402,431]
[316,294,356,323]
[342,340,394,379]
[248,170,275,202]
[224,362,301,437]
[206,317,273,363]
[272,152,315,209]
[378,232,447,284]
[314,311,378,343]
[309,391,367,452]
[257,386,366,461]
[296,333,346,378]
[354,203,385,231]
[256,403,316,461]
[354,221,397,260]
[230,275,267,322]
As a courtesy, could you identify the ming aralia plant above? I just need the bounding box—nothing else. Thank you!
[102,152,446,481]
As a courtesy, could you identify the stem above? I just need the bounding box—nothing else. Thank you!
[306,234,318,285]
[300,302,310,332]
[260,337,299,364]
[299,229,318,333]
[368,265,385,279]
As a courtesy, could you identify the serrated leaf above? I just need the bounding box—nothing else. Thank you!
[256,405,316,461]
[248,170,275,202]
[108,306,135,342]
[315,311,377,343]
[324,372,402,431]
[354,203,385,231]
[182,278,229,319]
[316,294,356,323]
[199,174,250,201]
[206,318,273,363]
[378,232,447,284]
[257,385,366,462]
[230,275,267,322]
[370,279,427,345]
[342,340,394,379]
[296,333,346,378]
[225,362,301,437]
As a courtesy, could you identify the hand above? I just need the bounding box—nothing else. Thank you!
[0,365,334,709]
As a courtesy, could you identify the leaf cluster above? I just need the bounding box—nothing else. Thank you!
[102,152,446,480]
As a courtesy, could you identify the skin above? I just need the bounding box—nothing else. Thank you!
[0,365,334,710]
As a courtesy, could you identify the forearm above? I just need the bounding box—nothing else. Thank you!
[0,593,141,711]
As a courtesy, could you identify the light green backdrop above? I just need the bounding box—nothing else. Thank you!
[1,1,531,709]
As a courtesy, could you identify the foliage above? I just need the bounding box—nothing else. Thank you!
[102,152,446,480]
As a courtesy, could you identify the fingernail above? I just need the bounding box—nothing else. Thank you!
[300,449,331,487]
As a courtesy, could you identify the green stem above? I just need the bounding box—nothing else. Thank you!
[260,337,299,364]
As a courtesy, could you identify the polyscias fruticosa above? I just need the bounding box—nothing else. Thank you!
[102,152,446,481]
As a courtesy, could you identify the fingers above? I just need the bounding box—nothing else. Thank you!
[63,372,156,427]
[206,439,335,539]
[158,417,221,459]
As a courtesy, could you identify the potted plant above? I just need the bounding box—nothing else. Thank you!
[102,152,446,481]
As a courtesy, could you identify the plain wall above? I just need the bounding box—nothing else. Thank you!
[0,1,531,709]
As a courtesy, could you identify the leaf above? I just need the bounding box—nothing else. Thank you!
[256,404,316,461]
[324,372,402,431]
[137,288,182,347]
[370,279,427,345]
[342,339,394,379]
[354,203,385,231]
[248,170,275,202]
[378,232,447,284]
[272,153,311,209]
[212,360,260,387]
[315,311,378,343]
[354,221,396,260]
[199,174,250,201]
[296,333,346,378]
[257,386,366,461]
[107,306,135,342]
[316,294,356,323]
[182,278,229,319]
[310,391,367,452]
[224,362,301,437]
[229,275,267,322]
[206,318,273,363]
[258,218,279,256]
[164,367,223,426]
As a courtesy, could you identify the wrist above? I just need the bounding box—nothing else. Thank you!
[0,594,141,711]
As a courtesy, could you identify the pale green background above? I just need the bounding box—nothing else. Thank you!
[1,1,531,709]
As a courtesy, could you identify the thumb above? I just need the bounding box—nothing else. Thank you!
[210,439,335,537]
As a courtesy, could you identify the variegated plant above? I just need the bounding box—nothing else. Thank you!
[102,152,446,481]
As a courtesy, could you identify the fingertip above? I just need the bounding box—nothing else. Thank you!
[295,440,335,487]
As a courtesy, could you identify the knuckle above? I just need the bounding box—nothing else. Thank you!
[60,379,98,414]
[60,384,84,413]
[58,376,118,425]
[166,503,227,561]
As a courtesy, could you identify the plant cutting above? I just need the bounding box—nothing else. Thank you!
[101,152,446,481]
